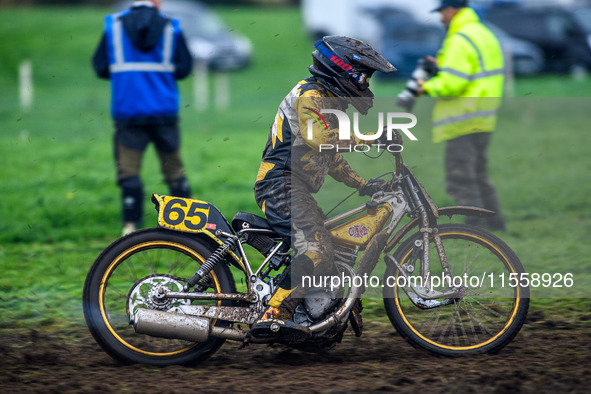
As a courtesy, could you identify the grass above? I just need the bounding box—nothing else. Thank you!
[1,6,590,330]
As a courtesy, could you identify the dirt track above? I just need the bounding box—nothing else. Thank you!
[2,310,590,394]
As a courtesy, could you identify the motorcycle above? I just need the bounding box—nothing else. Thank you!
[83,149,529,366]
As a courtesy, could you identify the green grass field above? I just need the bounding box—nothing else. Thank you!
[1,6,590,330]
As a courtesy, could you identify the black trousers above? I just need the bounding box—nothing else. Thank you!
[114,122,190,224]
[254,177,337,306]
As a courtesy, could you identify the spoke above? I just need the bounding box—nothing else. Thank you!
[450,305,460,346]
[151,248,162,275]
[460,301,480,343]
[465,296,504,319]
[436,312,453,345]
[463,243,484,278]
[124,258,141,283]
[461,297,508,336]
[169,254,193,277]
[462,242,470,276]
[422,309,442,339]
[454,302,468,344]
[461,302,496,337]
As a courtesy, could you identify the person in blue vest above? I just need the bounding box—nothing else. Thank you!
[92,0,193,236]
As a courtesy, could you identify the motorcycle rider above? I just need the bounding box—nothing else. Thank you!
[251,36,397,341]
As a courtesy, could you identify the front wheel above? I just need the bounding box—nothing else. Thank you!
[83,228,236,366]
[383,224,529,356]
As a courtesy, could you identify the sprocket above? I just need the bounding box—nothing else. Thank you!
[126,274,190,318]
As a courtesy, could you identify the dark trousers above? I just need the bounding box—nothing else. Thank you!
[114,122,191,225]
[445,132,505,231]
[254,177,336,308]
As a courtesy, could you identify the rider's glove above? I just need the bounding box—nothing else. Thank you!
[374,128,403,147]
[358,178,387,197]
[373,132,389,147]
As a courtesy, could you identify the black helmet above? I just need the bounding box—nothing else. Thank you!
[309,36,396,114]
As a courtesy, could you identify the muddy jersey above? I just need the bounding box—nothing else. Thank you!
[255,77,368,195]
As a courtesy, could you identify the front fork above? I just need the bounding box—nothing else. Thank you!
[388,180,462,307]
[403,172,454,281]
[419,218,453,281]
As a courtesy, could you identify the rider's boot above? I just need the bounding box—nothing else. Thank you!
[250,297,310,343]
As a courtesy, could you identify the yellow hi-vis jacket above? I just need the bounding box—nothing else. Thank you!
[422,8,504,143]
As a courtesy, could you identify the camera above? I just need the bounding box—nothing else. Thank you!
[397,57,438,111]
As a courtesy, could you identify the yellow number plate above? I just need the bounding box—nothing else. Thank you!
[155,195,211,233]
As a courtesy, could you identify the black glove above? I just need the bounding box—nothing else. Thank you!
[358,178,386,197]
[375,127,403,147]
[374,130,389,146]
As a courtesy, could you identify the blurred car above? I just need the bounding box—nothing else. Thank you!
[374,9,544,78]
[485,4,591,72]
[376,14,444,78]
[484,21,544,76]
[115,0,252,71]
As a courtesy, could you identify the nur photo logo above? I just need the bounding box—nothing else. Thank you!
[305,108,418,153]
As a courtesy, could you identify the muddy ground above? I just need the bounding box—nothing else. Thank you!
[1,313,590,393]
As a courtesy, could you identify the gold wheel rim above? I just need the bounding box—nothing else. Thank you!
[394,231,521,351]
[98,241,221,356]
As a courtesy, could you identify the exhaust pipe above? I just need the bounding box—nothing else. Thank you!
[134,309,211,342]
[133,309,246,342]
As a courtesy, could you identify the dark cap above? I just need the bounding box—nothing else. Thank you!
[431,0,468,12]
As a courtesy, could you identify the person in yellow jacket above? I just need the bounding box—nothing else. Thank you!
[419,0,506,230]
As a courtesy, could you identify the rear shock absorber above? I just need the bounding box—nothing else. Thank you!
[186,235,240,289]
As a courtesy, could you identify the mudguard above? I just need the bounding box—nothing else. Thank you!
[403,163,439,219]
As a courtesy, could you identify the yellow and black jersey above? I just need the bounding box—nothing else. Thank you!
[255,77,368,194]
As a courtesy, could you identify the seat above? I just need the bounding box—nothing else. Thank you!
[231,212,274,233]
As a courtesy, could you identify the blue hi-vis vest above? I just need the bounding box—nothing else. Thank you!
[105,11,181,119]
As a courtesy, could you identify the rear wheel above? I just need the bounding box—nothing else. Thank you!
[83,228,236,366]
[383,224,529,356]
